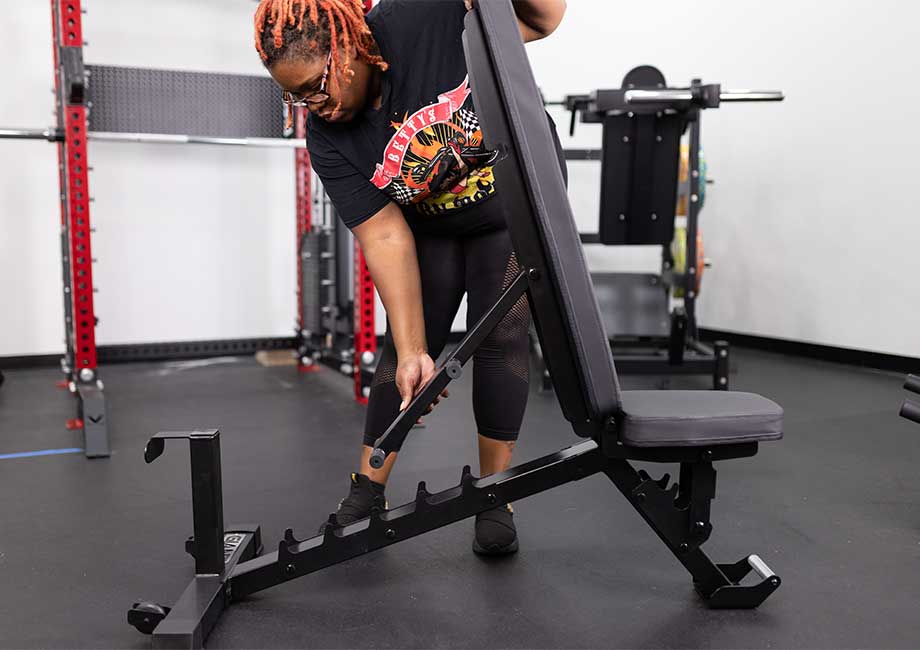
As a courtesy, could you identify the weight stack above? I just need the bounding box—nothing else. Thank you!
[300,231,325,335]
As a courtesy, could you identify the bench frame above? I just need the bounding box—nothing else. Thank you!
[126,2,782,647]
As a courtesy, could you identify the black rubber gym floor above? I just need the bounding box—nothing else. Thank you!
[1,347,918,649]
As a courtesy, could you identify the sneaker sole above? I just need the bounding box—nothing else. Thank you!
[472,536,519,556]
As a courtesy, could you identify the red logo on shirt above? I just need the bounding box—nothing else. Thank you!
[371,78,473,190]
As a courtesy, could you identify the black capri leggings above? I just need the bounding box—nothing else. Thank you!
[363,226,530,449]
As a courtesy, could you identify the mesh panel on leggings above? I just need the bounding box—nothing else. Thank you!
[371,355,397,388]
[484,252,530,383]
[371,253,529,389]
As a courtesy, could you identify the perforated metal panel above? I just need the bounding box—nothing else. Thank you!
[85,65,285,138]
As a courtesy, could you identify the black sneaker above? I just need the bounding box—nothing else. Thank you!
[473,503,519,555]
[318,473,388,534]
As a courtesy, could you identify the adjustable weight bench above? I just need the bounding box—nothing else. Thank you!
[127,2,783,647]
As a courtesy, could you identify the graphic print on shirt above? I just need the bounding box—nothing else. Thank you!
[370,77,498,216]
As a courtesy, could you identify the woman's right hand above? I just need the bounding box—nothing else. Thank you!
[396,352,449,416]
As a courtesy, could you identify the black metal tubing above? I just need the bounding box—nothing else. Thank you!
[147,528,261,648]
[538,341,726,386]
[370,272,529,460]
[688,339,715,355]
[78,382,109,458]
[315,350,354,375]
[136,430,235,648]
[669,309,688,364]
[228,437,775,607]
[705,556,781,608]
[536,339,727,387]
[590,82,782,114]
[605,441,758,464]
[901,376,920,425]
[98,337,296,363]
[603,459,719,573]
[605,337,674,349]
[901,401,920,425]
[563,148,602,161]
[61,46,85,104]
[609,341,729,391]
[128,430,262,648]
[189,437,225,576]
[150,576,225,649]
[229,440,605,598]
[334,211,354,313]
[600,447,778,604]
[713,340,730,390]
[685,98,702,337]
[614,357,715,374]
[144,431,225,575]
[544,94,591,136]
[134,417,776,647]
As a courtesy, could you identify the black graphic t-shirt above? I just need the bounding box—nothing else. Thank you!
[306,0,503,234]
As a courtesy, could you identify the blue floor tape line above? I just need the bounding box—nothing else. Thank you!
[0,448,84,461]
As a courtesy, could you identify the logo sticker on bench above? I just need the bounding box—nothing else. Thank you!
[223,533,246,563]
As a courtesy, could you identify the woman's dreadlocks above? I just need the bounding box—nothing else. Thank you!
[254,0,388,103]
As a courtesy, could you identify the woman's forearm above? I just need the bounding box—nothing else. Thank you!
[353,205,426,359]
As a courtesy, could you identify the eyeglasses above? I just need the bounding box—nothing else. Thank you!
[282,51,332,108]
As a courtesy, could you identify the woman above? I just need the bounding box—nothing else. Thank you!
[255,0,566,555]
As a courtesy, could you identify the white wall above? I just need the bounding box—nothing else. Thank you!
[1,0,918,359]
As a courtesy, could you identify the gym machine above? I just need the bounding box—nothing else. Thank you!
[293,109,377,403]
[293,0,376,402]
[290,2,377,404]
[543,68,783,390]
[901,374,920,426]
[1,1,377,448]
[43,0,107,456]
[3,1,287,456]
[127,3,785,647]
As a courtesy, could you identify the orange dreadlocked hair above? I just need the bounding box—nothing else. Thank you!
[254,0,388,102]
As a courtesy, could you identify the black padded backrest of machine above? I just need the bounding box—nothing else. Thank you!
[598,66,684,246]
[463,1,621,437]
